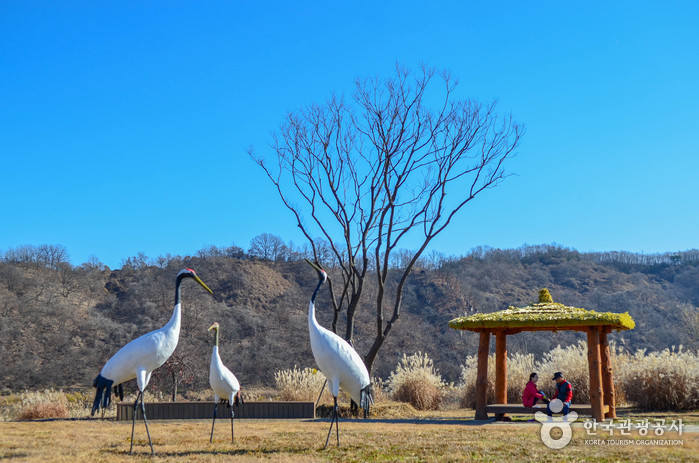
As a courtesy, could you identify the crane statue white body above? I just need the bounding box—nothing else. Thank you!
[207,322,241,443]
[306,260,373,448]
[91,268,213,455]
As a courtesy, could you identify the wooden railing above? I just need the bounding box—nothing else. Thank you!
[116,401,315,420]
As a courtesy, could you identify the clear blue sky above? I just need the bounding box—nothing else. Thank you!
[1,1,697,269]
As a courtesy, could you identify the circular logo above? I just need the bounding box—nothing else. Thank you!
[534,401,578,450]
[549,398,564,413]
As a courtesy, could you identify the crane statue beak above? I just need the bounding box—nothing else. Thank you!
[194,275,214,294]
[305,258,323,272]
[305,258,328,281]
[208,322,219,331]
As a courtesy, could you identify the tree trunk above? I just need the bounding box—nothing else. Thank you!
[344,292,361,344]
[171,372,178,402]
[364,336,382,375]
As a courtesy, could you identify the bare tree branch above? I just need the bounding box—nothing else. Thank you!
[249,65,524,372]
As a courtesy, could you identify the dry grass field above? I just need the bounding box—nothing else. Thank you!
[1,412,695,463]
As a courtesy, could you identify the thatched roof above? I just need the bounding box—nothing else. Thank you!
[448,289,635,332]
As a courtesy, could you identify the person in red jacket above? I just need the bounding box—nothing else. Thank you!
[547,371,573,416]
[522,372,548,407]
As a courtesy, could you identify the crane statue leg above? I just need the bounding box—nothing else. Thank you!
[210,402,218,443]
[234,401,235,442]
[130,369,154,455]
[324,396,339,449]
[316,379,328,408]
[315,379,327,408]
[129,391,154,455]
[335,398,340,446]
[140,393,154,455]
[129,393,139,454]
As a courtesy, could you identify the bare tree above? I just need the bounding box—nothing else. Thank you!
[36,244,70,269]
[248,233,288,262]
[160,352,195,402]
[2,244,69,269]
[3,245,36,265]
[250,65,523,372]
[121,252,149,270]
[83,255,106,271]
[196,244,246,259]
[57,262,78,298]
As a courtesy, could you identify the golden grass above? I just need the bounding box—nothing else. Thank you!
[0,415,694,462]
[386,352,446,410]
[619,346,699,410]
[1,389,97,421]
[16,403,69,421]
[274,366,332,403]
[0,388,183,421]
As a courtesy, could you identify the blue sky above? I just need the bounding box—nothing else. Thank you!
[1,1,697,269]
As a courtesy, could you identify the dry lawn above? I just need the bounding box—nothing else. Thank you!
[0,415,695,462]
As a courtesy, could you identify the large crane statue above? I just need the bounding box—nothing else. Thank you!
[305,260,372,448]
[91,268,213,455]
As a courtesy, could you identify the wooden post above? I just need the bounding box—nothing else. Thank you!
[600,327,616,418]
[586,326,605,421]
[475,331,490,420]
[495,331,508,420]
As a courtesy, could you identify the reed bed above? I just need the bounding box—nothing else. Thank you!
[274,365,332,403]
[458,342,698,411]
[386,352,447,410]
[1,389,87,421]
[1,345,696,422]
[618,346,698,411]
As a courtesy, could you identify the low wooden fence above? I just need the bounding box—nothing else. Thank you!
[116,401,315,421]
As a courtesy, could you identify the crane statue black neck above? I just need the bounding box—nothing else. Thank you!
[305,259,327,304]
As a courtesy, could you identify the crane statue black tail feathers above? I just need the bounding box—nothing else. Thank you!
[360,384,374,418]
[92,374,114,416]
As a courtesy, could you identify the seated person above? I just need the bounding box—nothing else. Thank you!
[522,372,548,407]
[547,371,572,416]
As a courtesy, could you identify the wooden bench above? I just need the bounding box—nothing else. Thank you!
[486,403,608,419]
[116,401,315,421]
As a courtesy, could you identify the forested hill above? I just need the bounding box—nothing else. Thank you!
[0,245,697,394]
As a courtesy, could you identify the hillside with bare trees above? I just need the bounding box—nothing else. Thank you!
[1,244,697,398]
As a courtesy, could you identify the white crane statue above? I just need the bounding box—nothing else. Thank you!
[207,321,242,443]
[91,268,213,455]
[305,259,373,448]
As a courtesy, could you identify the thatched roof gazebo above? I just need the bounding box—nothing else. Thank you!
[449,289,635,421]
